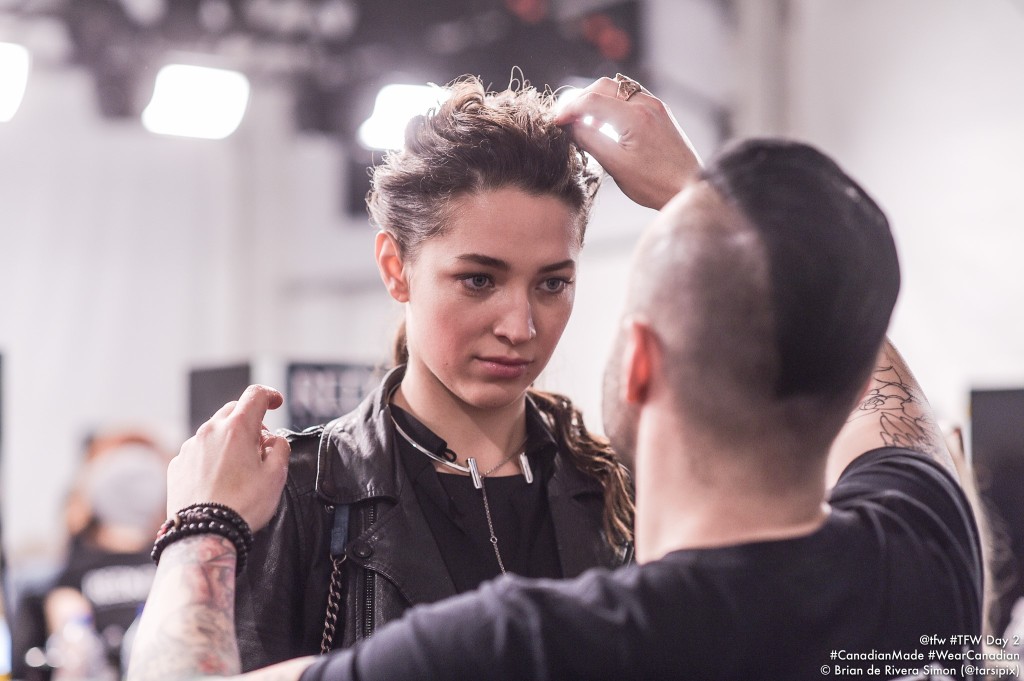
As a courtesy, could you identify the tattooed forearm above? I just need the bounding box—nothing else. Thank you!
[127,535,241,681]
[848,343,949,466]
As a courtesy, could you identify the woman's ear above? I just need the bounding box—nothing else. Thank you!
[375,231,410,302]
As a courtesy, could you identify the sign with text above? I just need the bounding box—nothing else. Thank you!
[286,362,380,431]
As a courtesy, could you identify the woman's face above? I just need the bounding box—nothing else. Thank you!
[403,187,580,410]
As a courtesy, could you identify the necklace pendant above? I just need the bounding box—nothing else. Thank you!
[467,457,483,489]
[519,453,534,484]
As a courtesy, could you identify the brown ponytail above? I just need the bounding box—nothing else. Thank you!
[528,388,635,551]
[392,319,409,367]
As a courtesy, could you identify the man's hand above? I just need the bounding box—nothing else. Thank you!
[129,387,305,681]
[167,384,290,531]
[555,76,702,210]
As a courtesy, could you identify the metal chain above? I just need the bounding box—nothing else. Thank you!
[320,555,346,654]
[476,446,524,575]
[478,481,506,574]
[390,404,526,576]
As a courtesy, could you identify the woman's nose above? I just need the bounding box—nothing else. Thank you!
[492,291,537,345]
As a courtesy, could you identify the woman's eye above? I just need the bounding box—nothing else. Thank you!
[460,274,493,291]
[541,278,571,293]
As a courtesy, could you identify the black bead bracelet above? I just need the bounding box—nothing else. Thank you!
[152,502,254,574]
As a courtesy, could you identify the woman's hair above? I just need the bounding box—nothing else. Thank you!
[529,389,635,550]
[371,75,633,550]
[367,74,601,261]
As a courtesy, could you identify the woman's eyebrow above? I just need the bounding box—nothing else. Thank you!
[454,254,576,273]
[456,253,508,270]
[539,259,576,274]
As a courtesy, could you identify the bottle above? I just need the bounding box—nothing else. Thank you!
[44,614,116,681]
[0,613,11,681]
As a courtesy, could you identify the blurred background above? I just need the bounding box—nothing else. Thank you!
[0,0,1022,677]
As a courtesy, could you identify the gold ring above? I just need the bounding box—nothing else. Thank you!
[614,73,642,101]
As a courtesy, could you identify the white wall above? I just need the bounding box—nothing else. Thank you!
[784,0,1024,428]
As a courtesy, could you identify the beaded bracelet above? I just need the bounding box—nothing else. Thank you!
[151,502,254,574]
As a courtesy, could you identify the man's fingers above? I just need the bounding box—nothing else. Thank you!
[553,77,620,125]
[233,384,284,429]
[258,424,273,447]
[211,400,238,420]
[578,73,649,98]
[556,90,624,129]
[555,85,652,129]
[567,118,626,165]
[260,435,291,470]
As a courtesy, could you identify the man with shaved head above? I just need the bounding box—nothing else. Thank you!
[127,78,982,681]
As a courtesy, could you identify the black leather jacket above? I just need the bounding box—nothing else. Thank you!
[235,367,628,671]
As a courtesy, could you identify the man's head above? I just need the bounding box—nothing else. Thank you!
[604,139,900,475]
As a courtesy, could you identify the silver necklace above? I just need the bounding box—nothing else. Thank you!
[389,412,532,574]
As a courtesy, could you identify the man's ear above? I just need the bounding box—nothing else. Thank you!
[375,231,410,302]
[624,319,657,404]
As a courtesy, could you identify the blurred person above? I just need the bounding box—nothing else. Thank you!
[47,443,165,678]
[63,432,164,545]
[125,76,982,680]
[10,434,166,681]
[233,75,634,669]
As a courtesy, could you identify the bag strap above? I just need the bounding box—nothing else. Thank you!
[320,504,350,654]
[329,504,350,558]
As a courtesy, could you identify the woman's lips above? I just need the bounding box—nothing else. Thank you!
[476,357,532,379]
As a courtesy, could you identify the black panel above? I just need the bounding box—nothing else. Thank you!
[188,364,253,435]
[971,388,1024,634]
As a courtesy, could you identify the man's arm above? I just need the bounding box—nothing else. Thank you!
[125,385,314,681]
[826,339,956,487]
[128,533,313,681]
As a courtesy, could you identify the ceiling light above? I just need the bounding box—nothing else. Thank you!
[357,83,450,151]
[141,63,250,139]
[0,42,30,122]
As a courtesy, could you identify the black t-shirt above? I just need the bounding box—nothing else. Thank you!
[54,543,156,672]
[55,544,155,638]
[391,404,563,592]
[301,448,982,681]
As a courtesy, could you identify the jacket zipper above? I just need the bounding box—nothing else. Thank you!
[362,502,377,639]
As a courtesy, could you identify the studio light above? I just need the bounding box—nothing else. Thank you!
[0,42,30,123]
[357,83,450,151]
[141,63,250,139]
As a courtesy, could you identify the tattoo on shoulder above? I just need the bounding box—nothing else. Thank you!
[848,361,944,460]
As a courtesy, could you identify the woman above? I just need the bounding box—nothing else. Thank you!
[234,76,634,670]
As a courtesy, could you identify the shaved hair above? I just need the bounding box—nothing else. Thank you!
[629,139,900,455]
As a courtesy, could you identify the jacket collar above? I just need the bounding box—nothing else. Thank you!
[316,366,618,599]
[315,365,406,505]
